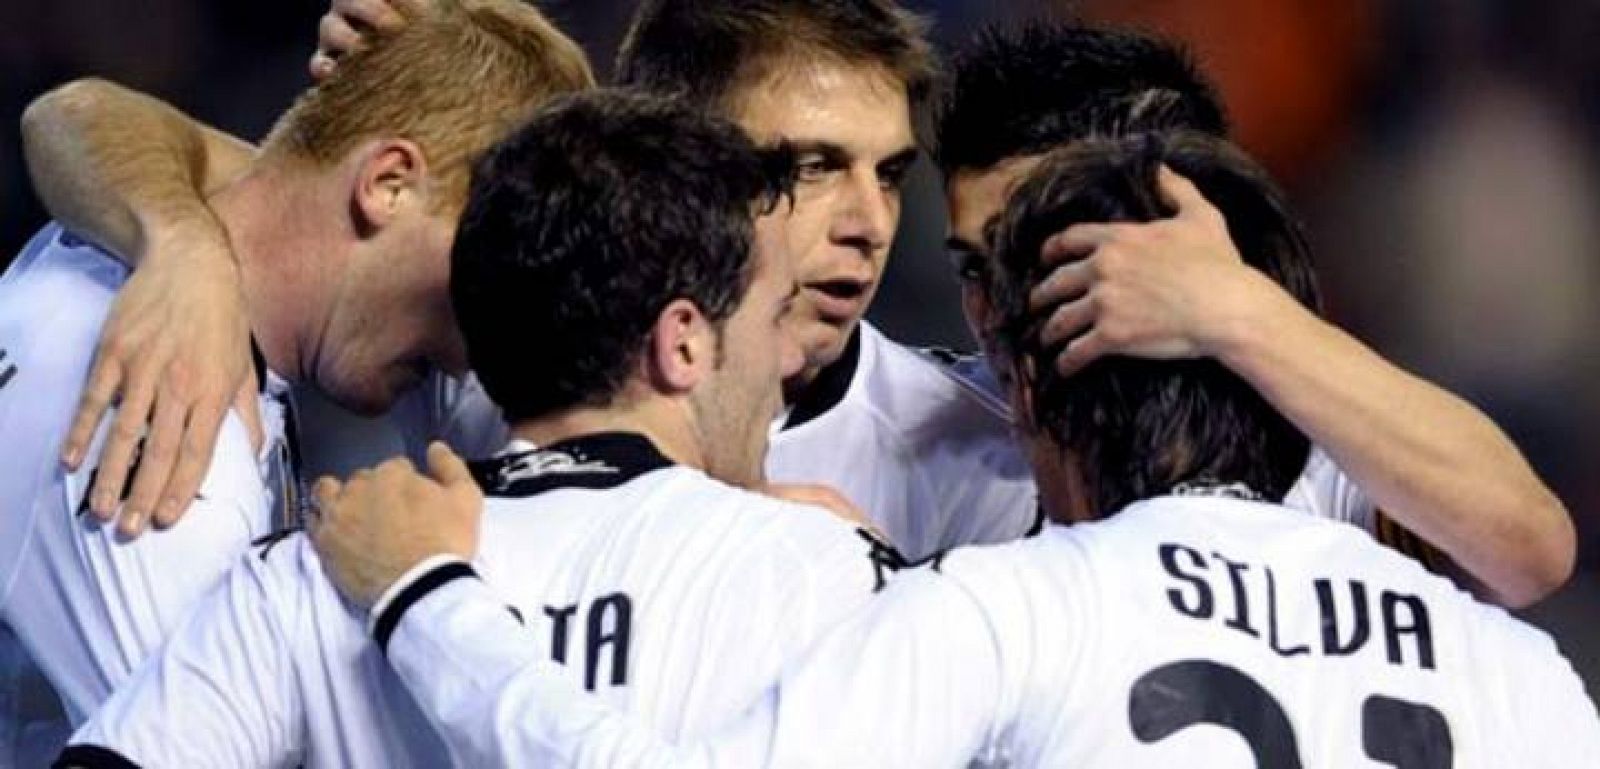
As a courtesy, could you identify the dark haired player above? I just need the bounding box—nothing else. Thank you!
[20,8,1569,597]
[59,91,886,767]
[934,23,1571,607]
[305,132,1600,768]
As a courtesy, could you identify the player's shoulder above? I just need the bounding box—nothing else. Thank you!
[857,323,1010,423]
[0,225,127,382]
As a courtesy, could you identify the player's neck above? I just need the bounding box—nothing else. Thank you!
[507,398,708,473]
[208,166,344,384]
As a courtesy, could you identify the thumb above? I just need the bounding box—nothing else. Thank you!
[426,442,480,501]
[1157,165,1211,220]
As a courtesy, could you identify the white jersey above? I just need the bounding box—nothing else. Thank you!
[64,433,884,768]
[366,494,1600,768]
[390,322,1378,563]
[0,225,283,727]
[764,322,1038,561]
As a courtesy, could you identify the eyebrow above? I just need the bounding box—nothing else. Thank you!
[879,146,920,171]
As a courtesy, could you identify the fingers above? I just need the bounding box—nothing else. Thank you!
[92,370,157,523]
[121,395,189,531]
[427,442,481,507]
[1158,166,1222,227]
[151,401,226,529]
[1055,330,1111,379]
[1028,259,1093,313]
[335,0,410,29]
[308,51,339,81]
[1037,296,1096,350]
[62,358,123,470]
[1039,224,1117,266]
[232,381,264,456]
[317,12,367,61]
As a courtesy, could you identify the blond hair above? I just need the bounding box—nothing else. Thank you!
[263,0,594,207]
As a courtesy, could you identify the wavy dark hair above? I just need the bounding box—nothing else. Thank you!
[989,132,1319,517]
[936,21,1226,176]
[451,89,795,422]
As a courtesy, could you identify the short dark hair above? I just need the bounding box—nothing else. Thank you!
[615,0,938,117]
[451,89,794,422]
[989,132,1318,516]
[936,21,1227,177]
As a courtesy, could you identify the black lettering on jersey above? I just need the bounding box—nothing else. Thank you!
[506,605,525,625]
[544,604,579,664]
[1160,544,1213,618]
[1316,579,1371,656]
[1130,660,1302,768]
[0,348,16,394]
[1264,567,1310,657]
[859,529,911,592]
[1212,552,1260,638]
[586,593,631,690]
[1161,547,1433,671]
[1362,695,1453,769]
[1380,591,1435,670]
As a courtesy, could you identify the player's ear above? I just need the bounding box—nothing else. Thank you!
[351,138,429,237]
[647,299,713,394]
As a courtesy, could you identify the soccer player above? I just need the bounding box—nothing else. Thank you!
[0,0,592,735]
[932,23,1573,606]
[58,90,886,767]
[301,131,1600,768]
[19,5,1570,593]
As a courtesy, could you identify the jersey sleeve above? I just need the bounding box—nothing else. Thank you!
[59,542,305,767]
[379,560,1005,768]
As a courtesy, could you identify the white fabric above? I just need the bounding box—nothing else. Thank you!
[70,458,880,767]
[390,322,1374,562]
[0,224,281,727]
[764,322,1038,561]
[379,495,1600,768]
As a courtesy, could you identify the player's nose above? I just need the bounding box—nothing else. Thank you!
[831,169,893,255]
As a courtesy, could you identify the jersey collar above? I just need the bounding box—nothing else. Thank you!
[469,432,674,498]
[781,325,862,431]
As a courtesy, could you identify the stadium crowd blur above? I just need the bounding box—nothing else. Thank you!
[2,0,1596,736]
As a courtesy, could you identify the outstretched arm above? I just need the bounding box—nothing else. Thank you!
[20,78,258,537]
[307,448,1002,767]
[1031,168,1573,607]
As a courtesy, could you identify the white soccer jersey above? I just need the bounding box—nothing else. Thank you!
[363,494,1600,768]
[764,322,1039,562]
[63,433,884,767]
[0,225,284,728]
[384,322,1378,563]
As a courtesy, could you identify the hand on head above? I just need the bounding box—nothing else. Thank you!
[310,0,431,80]
[1027,166,1264,378]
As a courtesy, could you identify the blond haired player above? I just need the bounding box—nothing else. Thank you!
[0,0,591,745]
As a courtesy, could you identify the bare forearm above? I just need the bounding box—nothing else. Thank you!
[20,78,254,264]
[1214,274,1574,607]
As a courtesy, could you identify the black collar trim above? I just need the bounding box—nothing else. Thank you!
[782,327,861,431]
[250,336,268,394]
[468,432,674,498]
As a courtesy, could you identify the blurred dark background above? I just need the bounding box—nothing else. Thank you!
[2,0,1597,756]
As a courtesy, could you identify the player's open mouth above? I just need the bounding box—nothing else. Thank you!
[804,279,873,322]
